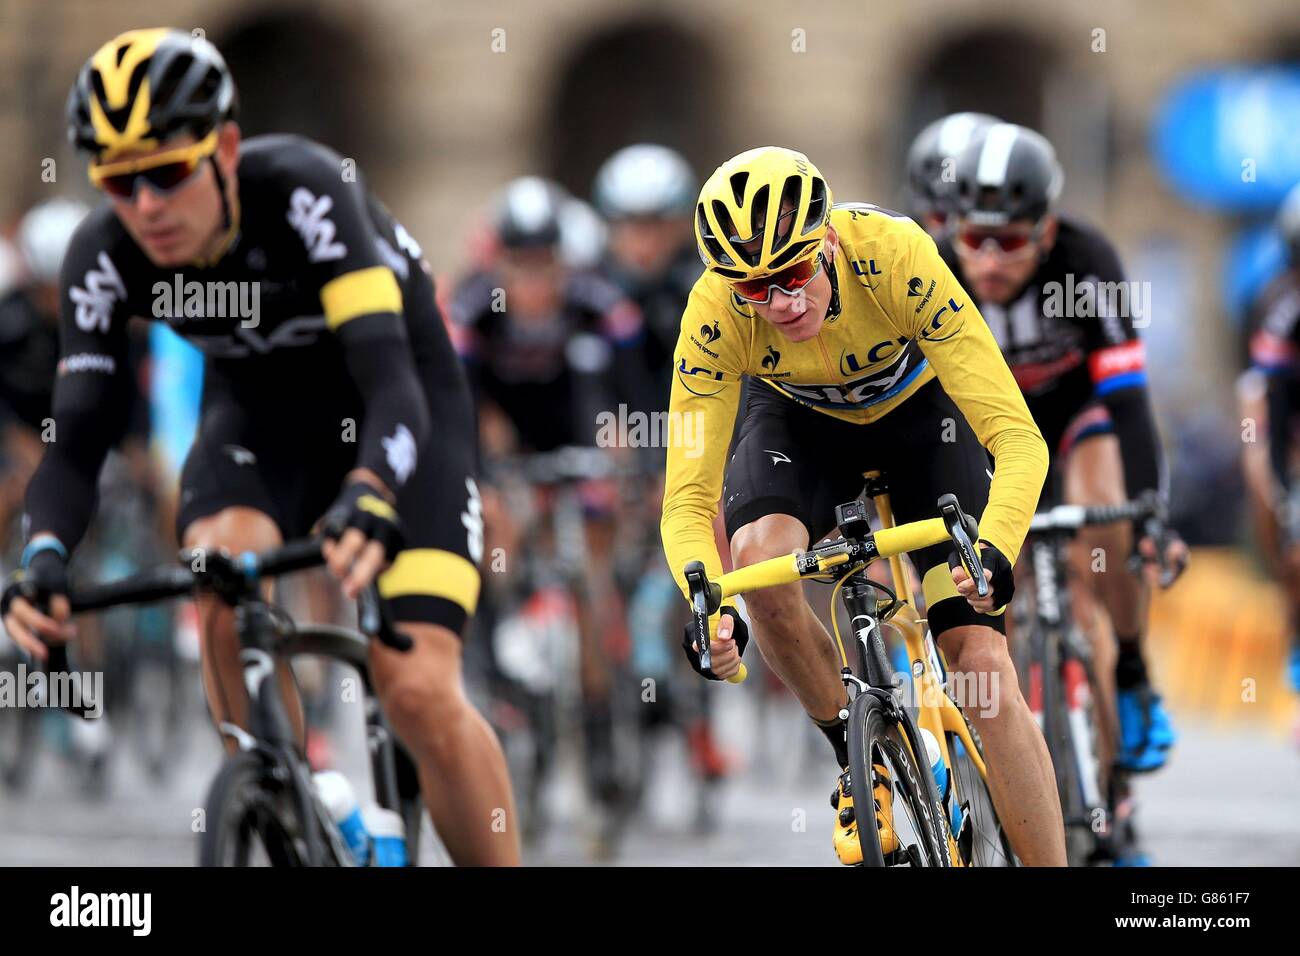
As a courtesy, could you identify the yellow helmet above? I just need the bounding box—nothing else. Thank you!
[67,28,237,161]
[694,146,832,280]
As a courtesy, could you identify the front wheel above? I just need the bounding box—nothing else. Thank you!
[948,728,1017,866]
[846,693,948,867]
[198,751,322,866]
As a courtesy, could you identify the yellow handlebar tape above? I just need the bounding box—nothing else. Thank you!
[718,553,800,599]
[707,516,951,687]
[873,517,948,559]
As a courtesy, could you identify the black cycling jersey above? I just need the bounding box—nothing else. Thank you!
[1247,265,1300,491]
[599,244,702,397]
[448,267,656,453]
[26,134,469,554]
[0,286,150,444]
[938,214,1163,500]
[0,290,59,432]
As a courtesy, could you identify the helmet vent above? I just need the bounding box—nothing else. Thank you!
[728,171,749,207]
[771,176,802,254]
[803,178,828,235]
[156,57,190,108]
[768,238,818,271]
[700,203,735,267]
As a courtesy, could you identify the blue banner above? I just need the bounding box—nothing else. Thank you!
[1152,66,1300,210]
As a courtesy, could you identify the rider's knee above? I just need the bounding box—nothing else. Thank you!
[183,508,281,636]
[729,515,808,628]
[1064,437,1125,507]
[376,625,472,749]
[182,506,281,552]
[741,581,806,633]
[949,629,1019,710]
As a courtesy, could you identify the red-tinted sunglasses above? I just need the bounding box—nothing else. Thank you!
[88,132,217,201]
[731,253,823,304]
[954,221,1044,257]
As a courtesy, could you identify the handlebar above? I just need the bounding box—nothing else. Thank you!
[1028,492,1183,588]
[683,494,989,684]
[49,537,412,675]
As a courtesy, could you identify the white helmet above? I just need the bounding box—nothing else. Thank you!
[593,143,696,219]
[17,197,91,284]
[558,197,608,269]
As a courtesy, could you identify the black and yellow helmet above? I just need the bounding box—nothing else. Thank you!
[694,146,832,280]
[67,28,236,161]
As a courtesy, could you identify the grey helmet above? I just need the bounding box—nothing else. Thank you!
[494,176,567,249]
[593,144,696,219]
[952,123,1064,227]
[905,112,1000,220]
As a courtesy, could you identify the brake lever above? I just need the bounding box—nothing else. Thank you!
[938,494,989,599]
[358,586,414,653]
[31,591,97,720]
[684,561,718,672]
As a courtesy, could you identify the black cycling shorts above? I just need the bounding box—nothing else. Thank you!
[722,377,1004,638]
[177,368,483,636]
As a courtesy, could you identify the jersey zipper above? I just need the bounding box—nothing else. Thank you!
[814,333,836,380]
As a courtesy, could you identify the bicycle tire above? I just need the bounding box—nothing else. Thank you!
[948,730,1017,866]
[1036,627,1094,866]
[846,692,948,867]
[1059,644,1108,865]
[198,751,321,867]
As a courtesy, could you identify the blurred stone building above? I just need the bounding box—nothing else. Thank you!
[3,0,1299,417]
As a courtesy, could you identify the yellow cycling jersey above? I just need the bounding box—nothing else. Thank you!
[661,202,1048,600]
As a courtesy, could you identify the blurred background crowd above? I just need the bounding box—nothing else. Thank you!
[1,0,1299,864]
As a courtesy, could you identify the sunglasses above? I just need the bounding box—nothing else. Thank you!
[88,131,218,201]
[731,252,824,304]
[954,221,1044,258]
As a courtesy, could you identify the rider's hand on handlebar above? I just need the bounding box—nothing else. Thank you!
[682,606,749,681]
[1,550,75,661]
[949,541,1015,613]
[1136,530,1188,589]
[320,474,404,601]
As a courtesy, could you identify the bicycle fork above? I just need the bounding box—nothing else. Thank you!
[839,577,965,863]
[225,602,338,866]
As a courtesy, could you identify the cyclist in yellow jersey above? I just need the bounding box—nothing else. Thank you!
[661,146,1065,865]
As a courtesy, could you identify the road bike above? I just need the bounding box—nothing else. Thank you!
[684,473,1016,866]
[58,539,425,866]
[1020,494,1168,866]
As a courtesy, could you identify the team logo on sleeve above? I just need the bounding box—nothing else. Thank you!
[287,187,347,263]
[57,353,116,376]
[69,252,126,334]
[382,423,418,484]
[910,277,936,314]
[699,319,721,343]
[919,297,966,343]
[676,357,727,397]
